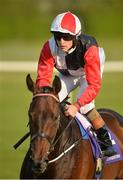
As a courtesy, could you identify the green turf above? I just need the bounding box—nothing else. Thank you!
[96,72,123,113]
[0,37,123,61]
[0,71,123,178]
[0,72,36,178]
[71,72,123,114]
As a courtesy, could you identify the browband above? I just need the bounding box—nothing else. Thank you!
[33,93,59,102]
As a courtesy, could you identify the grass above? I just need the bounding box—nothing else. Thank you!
[71,72,123,115]
[0,72,36,178]
[0,0,123,63]
[96,72,123,114]
[0,37,123,61]
[0,71,123,178]
[0,40,43,61]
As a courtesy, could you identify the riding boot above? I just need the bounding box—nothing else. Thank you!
[86,109,117,157]
[95,125,117,157]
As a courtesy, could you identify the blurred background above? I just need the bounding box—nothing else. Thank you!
[0,0,123,178]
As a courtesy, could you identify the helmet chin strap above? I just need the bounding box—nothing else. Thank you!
[72,37,77,48]
[66,37,77,54]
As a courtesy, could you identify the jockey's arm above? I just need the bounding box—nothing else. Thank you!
[36,41,55,87]
[74,45,102,111]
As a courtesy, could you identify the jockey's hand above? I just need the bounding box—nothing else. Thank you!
[65,104,78,117]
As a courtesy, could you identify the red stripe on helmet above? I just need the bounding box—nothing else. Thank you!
[61,12,76,34]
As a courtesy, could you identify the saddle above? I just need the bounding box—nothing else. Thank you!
[60,99,123,179]
[75,112,123,179]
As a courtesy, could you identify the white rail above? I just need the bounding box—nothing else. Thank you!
[0,61,123,72]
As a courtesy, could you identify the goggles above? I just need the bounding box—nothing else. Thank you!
[53,32,75,41]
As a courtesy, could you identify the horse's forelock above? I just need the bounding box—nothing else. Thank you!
[35,86,53,95]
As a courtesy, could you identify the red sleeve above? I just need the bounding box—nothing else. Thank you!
[74,46,101,110]
[36,41,55,87]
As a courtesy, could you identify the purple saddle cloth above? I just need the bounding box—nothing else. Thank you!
[76,118,123,165]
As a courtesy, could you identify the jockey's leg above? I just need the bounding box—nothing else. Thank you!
[58,73,80,102]
[77,75,116,157]
[86,108,117,157]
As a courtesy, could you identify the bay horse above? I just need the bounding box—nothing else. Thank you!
[20,74,123,179]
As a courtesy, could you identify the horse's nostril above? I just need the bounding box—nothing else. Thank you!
[32,161,41,174]
[45,159,49,163]
[34,161,41,168]
[32,160,48,174]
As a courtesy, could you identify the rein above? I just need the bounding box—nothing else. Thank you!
[14,93,90,165]
[48,126,92,164]
[50,116,75,149]
[32,93,80,162]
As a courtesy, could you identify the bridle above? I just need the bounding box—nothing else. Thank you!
[13,93,92,169]
[30,93,88,164]
[33,93,59,102]
[30,93,60,146]
[30,93,76,160]
[31,132,53,145]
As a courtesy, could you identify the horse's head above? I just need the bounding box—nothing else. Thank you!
[26,74,61,175]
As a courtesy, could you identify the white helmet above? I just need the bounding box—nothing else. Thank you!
[50,11,81,36]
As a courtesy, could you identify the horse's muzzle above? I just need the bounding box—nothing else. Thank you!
[32,159,48,175]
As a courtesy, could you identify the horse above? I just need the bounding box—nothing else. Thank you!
[20,74,123,179]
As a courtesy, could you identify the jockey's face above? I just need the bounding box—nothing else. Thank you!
[57,38,73,53]
[53,32,75,53]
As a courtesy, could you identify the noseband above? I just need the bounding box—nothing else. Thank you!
[31,132,53,145]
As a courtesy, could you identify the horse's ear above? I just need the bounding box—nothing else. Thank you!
[26,74,35,93]
[52,75,61,94]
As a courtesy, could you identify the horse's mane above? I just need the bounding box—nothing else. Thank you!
[57,110,81,153]
[58,97,82,146]
[36,86,53,94]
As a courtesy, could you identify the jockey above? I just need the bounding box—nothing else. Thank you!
[36,11,116,157]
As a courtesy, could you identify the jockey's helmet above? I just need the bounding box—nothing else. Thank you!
[50,12,81,36]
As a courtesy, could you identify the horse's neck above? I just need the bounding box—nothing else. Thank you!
[56,114,81,151]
